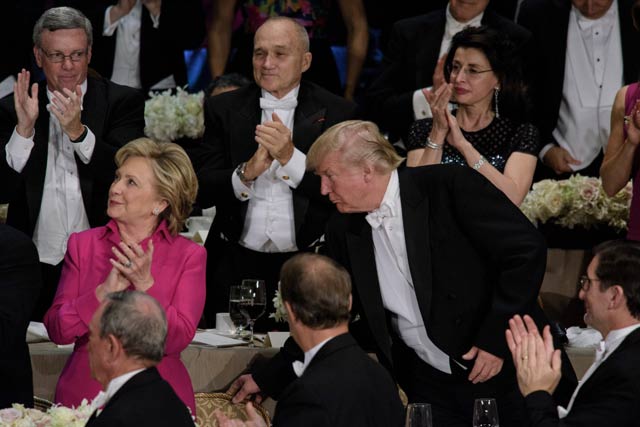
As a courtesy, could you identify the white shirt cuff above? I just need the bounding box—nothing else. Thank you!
[276,148,305,188]
[70,127,96,164]
[5,127,35,173]
[413,89,432,120]
[539,143,555,161]
[103,6,118,36]
[232,170,254,201]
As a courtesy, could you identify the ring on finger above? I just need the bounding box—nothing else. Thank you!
[521,355,528,361]
[124,260,133,268]
[624,116,631,126]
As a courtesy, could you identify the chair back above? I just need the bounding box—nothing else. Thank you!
[195,392,270,427]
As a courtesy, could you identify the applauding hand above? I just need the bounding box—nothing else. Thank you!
[110,240,155,291]
[14,69,39,138]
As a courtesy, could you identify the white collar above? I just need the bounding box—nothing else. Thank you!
[103,368,146,406]
[366,170,400,228]
[261,85,300,102]
[601,322,640,356]
[292,337,332,377]
[445,3,484,33]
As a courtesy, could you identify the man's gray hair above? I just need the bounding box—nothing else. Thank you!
[101,291,167,363]
[261,16,310,52]
[33,7,93,47]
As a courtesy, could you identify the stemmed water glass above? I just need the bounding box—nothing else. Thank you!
[229,284,249,337]
[473,398,499,427]
[237,279,266,346]
[405,403,432,427]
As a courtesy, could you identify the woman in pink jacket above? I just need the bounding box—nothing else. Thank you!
[44,138,206,414]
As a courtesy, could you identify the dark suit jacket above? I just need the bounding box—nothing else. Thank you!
[85,367,195,427]
[197,81,358,251]
[325,166,548,369]
[0,75,145,236]
[524,327,640,426]
[272,333,404,427]
[0,224,42,409]
[366,9,532,141]
[517,0,640,150]
[85,0,205,93]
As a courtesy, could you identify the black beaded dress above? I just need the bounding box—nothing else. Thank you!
[406,114,540,172]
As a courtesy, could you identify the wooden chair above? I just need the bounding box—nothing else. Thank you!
[195,392,270,427]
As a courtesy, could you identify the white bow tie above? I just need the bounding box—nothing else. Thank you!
[366,202,395,229]
[292,360,305,378]
[260,97,298,111]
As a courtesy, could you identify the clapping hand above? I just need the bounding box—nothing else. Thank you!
[110,240,155,291]
[625,100,640,146]
[432,54,447,92]
[505,314,562,397]
[48,86,85,141]
[14,69,39,138]
[95,267,130,302]
[422,83,452,144]
[255,113,294,165]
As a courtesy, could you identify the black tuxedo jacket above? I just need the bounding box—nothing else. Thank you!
[517,0,640,149]
[197,81,358,251]
[524,327,640,426]
[366,9,532,141]
[0,75,145,236]
[85,367,195,427]
[325,166,548,370]
[85,0,205,92]
[272,333,404,427]
[0,224,42,409]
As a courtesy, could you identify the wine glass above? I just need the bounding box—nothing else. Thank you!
[229,284,249,337]
[473,398,499,427]
[405,403,432,427]
[240,279,266,346]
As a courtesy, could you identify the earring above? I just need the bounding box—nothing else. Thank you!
[152,207,160,216]
[494,87,500,119]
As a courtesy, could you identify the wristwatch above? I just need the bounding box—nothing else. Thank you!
[235,162,254,183]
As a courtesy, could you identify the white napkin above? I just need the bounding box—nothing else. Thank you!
[566,326,603,348]
[27,321,50,343]
[192,330,247,347]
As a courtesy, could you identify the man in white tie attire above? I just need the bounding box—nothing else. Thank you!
[506,240,640,426]
[196,16,357,330]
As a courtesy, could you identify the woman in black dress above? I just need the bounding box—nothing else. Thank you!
[406,26,538,206]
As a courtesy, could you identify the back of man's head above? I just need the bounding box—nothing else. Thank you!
[280,253,351,329]
[594,240,640,319]
[101,291,167,363]
[33,7,93,48]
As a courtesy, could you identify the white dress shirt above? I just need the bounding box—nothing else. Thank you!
[367,170,451,374]
[4,80,94,265]
[104,1,175,90]
[233,87,305,253]
[0,75,15,99]
[540,0,623,169]
[412,3,484,121]
[557,323,640,418]
[91,368,146,415]
[292,337,333,378]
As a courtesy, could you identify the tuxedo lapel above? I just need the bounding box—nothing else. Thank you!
[99,368,158,414]
[398,171,433,325]
[293,82,328,153]
[345,214,393,364]
[229,86,261,164]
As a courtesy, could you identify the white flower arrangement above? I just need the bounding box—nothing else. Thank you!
[520,175,632,231]
[144,87,205,142]
[269,289,288,323]
[0,399,93,427]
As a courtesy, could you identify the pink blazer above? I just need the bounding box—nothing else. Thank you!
[44,220,206,414]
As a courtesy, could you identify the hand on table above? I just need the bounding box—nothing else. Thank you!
[227,374,263,404]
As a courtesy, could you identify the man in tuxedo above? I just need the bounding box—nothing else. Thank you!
[82,0,205,93]
[229,120,577,426]
[507,240,640,426]
[196,16,358,329]
[85,290,194,427]
[0,224,42,409]
[366,0,531,143]
[518,0,640,179]
[0,6,145,320]
[220,253,404,427]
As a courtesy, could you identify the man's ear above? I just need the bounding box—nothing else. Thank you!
[609,285,627,310]
[105,334,124,362]
[348,294,353,312]
[301,52,312,73]
[34,46,43,68]
[284,301,296,323]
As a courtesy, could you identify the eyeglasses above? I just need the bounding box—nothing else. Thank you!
[39,48,88,63]
[578,275,601,292]
[447,63,493,80]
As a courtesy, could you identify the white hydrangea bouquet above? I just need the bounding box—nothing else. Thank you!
[520,175,632,230]
[270,289,288,323]
[0,399,94,427]
[144,87,205,142]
